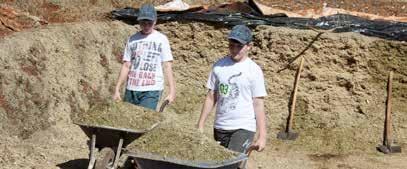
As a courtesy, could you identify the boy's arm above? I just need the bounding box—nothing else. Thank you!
[113,61,131,101]
[197,90,217,132]
[163,61,176,103]
[252,97,267,151]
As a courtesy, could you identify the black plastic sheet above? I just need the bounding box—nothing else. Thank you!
[111,7,407,41]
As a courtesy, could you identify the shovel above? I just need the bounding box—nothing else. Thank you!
[277,57,304,140]
[377,71,401,154]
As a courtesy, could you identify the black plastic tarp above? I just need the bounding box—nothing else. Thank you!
[111,7,407,41]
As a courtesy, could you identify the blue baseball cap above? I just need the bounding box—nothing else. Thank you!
[228,25,252,44]
[137,4,157,21]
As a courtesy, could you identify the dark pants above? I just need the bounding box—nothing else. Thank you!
[124,89,161,110]
[214,128,255,169]
[214,128,255,153]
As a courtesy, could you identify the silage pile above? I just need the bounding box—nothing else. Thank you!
[0,19,406,169]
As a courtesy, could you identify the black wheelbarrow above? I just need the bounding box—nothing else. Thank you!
[125,150,249,169]
[75,100,169,169]
[75,122,159,169]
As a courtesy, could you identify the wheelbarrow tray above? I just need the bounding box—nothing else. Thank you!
[74,122,159,148]
[126,151,247,169]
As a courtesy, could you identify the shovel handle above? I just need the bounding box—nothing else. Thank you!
[287,57,304,131]
[159,100,169,113]
[385,71,393,146]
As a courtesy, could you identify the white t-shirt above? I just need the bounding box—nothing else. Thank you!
[123,30,173,91]
[207,56,267,132]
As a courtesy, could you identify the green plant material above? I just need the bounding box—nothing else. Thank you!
[127,123,239,162]
[74,101,162,131]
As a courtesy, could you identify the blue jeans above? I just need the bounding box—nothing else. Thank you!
[124,90,162,110]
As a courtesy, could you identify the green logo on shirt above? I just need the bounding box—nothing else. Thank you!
[219,83,230,96]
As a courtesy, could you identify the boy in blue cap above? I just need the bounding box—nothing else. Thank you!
[197,25,267,160]
[113,4,176,110]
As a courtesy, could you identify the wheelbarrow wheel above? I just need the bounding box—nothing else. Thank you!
[94,147,115,169]
[120,157,137,169]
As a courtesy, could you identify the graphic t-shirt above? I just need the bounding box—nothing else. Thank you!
[123,30,173,91]
[207,56,267,132]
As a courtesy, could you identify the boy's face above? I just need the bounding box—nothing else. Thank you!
[228,40,249,62]
[139,19,155,34]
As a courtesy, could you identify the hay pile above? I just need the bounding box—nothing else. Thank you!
[127,123,239,162]
[74,101,162,131]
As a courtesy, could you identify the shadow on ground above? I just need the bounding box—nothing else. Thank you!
[57,158,89,169]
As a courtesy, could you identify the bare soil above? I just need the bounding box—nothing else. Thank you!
[258,0,407,17]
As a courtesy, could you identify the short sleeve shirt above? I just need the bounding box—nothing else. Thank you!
[207,56,267,132]
[123,30,173,91]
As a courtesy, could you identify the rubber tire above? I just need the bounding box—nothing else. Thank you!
[121,157,136,169]
[94,147,115,169]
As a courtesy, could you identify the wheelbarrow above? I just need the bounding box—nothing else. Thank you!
[126,151,248,169]
[125,144,259,169]
[75,100,169,169]
[75,122,159,169]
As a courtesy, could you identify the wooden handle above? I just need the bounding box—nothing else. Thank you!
[159,100,169,113]
[287,57,305,132]
[246,145,259,157]
[239,145,259,169]
[385,71,393,146]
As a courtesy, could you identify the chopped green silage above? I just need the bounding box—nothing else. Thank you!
[74,101,162,131]
[127,123,239,162]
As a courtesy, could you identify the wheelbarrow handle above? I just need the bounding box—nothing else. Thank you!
[239,145,259,169]
[246,145,259,157]
[159,100,169,113]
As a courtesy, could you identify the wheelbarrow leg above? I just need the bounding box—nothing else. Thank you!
[112,138,124,169]
[87,134,97,169]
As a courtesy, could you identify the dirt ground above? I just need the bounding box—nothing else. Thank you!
[257,0,407,17]
[2,0,406,37]
[0,1,407,169]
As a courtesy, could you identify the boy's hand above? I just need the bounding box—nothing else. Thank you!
[251,137,266,152]
[113,91,122,101]
[164,92,175,104]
